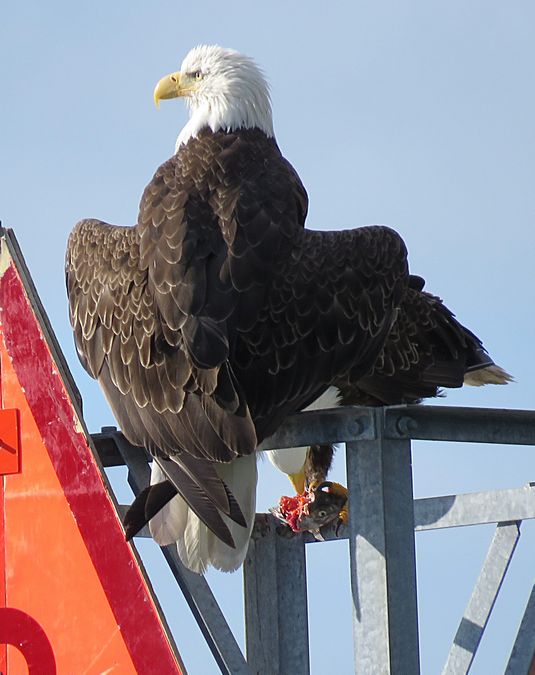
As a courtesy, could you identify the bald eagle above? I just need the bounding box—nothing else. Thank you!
[66,45,511,574]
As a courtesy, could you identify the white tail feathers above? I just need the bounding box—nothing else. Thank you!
[148,454,257,574]
[464,364,514,387]
[147,462,188,545]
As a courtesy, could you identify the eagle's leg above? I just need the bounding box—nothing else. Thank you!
[305,445,348,530]
[304,443,335,491]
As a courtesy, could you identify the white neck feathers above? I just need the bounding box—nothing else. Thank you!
[175,46,274,151]
[176,96,274,151]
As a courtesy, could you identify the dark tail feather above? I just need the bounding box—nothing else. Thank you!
[338,285,510,406]
[124,481,177,541]
[123,456,248,547]
[223,482,248,527]
[161,455,246,526]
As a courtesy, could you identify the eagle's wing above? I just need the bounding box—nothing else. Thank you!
[234,224,410,440]
[66,215,255,547]
[66,130,410,551]
[337,278,497,405]
[65,131,308,547]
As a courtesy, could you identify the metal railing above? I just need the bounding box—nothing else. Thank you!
[92,404,535,675]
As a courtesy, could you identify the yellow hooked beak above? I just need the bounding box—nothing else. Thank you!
[153,71,185,108]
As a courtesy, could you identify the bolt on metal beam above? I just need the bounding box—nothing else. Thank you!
[257,406,376,450]
[384,406,535,446]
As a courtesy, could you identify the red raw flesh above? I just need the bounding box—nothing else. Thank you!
[278,493,312,532]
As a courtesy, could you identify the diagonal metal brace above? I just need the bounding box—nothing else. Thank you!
[442,521,521,675]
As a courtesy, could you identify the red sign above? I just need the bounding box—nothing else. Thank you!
[0,234,183,673]
[0,608,56,674]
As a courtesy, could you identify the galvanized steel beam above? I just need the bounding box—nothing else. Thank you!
[257,406,375,450]
[297,483,535,545]
[93,405,535,471]
[161,546,252,675]
[442,521,521,675]
[346,408,420,675]
[505,584,535,674]
[384,405,535,446]
[93,402,535,675]
[244,515,310,675]
[414,484,535,531]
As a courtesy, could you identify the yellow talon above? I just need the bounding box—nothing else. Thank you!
[333,484,349,528]
[338,504,349,524]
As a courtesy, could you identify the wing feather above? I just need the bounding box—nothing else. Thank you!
[66,129,410,560]
[336,280,500,405]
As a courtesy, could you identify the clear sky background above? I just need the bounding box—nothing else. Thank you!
[2,2,534,673]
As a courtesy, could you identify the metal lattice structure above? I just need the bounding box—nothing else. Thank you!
[92,404,535,675]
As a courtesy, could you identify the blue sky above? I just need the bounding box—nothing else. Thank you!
[2,1,534,672]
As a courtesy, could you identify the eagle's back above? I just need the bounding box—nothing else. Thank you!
[66,127,408,550]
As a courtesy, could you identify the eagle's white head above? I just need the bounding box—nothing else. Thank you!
[154,45,274,151]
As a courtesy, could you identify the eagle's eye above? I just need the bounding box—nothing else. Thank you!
[188,70,203,81]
